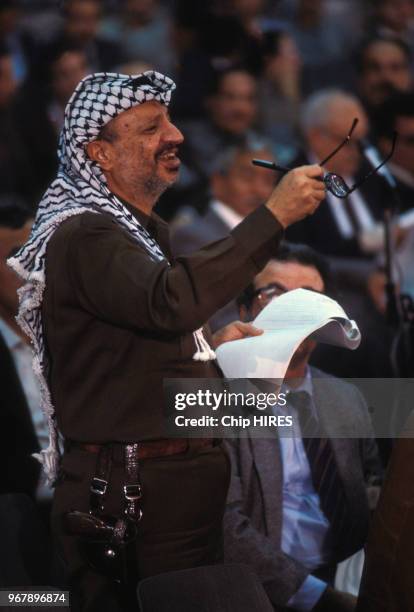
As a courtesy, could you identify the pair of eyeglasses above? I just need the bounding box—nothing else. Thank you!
[251,282,322,308]
[251,282,287,306]
[252,118,397,198]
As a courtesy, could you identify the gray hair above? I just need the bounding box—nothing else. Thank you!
[300,89,360,134]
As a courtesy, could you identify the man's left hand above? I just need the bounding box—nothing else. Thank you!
[212,321,263,349]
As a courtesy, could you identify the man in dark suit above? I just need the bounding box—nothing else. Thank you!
[224,243,382,612]
[59,0,122,72]
[0,197,44,499]
[285,89,394,378]
[13,41,90,203]
[171,141,277,330]
[375,91,414,213]
[285,89,384,259]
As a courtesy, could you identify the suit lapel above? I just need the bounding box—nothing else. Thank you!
[311,370,353,497]
[249,434,284,543]
[205,206,234,239]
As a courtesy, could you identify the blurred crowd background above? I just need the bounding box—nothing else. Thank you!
[1,0,414,211]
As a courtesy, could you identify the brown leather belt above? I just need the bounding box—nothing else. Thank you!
[67,438,216,460]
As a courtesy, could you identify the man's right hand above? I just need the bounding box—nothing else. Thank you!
[265,165,325,228]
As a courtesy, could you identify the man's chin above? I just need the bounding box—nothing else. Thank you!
[142,165,180,198]
[160,167,180,186]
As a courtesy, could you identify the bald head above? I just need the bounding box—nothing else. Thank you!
[301,90,368,176]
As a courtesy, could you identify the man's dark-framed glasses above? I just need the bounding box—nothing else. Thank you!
[250,282,323,309]
[252,119,397,199]
[251,281,288,307]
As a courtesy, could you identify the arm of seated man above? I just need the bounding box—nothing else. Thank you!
[224,437,318,608]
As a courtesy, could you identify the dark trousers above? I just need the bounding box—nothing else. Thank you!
[357,411,414,612]
[51,441,230,612]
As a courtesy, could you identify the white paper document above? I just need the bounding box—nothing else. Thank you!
[216,288,361,380]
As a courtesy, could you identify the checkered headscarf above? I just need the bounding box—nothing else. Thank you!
[8,70,214,485]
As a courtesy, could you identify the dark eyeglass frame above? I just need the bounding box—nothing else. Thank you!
[249,282,323,307]
[251,281,287,303]
[252,119,398,199]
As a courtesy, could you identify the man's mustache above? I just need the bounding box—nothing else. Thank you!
[155,144,180,157]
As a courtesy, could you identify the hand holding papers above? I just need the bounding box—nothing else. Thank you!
[216,288,361,380]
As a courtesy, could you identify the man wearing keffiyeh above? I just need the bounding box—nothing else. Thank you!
[8,70,325,610]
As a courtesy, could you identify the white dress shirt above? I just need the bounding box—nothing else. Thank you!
[210,200,244,230]
[276,370,334,610]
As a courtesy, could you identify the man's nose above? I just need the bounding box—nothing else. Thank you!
[164,120,184,145]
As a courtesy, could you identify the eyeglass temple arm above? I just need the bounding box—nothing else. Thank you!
[252,117,359,175]
[346,132,397,196]
[319,118,359,166]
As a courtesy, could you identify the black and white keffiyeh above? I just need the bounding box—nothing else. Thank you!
[7,70,215,484]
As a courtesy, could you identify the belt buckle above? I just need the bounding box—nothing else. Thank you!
[123,484,142,501]
[90,477,108,495]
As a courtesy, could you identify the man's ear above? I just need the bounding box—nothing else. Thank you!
[85,140,114,171]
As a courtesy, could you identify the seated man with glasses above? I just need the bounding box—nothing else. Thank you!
[223,243,382,612]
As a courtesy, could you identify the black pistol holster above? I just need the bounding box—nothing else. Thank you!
[63,443,143,584]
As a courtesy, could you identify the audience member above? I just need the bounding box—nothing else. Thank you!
[374,91,414,301]
[0,197,49,501]
[0,0,29,82]
[284,0,356,94]
[367,0,414,50]
[0,42,17,109]
[231,0,267,38]
[14,41,90,201]
[375,91,414,210]
[178,67,264,180]
[188,0,262,72]
[286,89,395,378]
[55,0,122,72]
[355,36,413,121]
[161,66,269,219]
[224,243,382,612]
[0,44,37,203]
[171,141,276,330]
[286,89,383,259]
[101,0,175,74]
[169,2,262,121]
[289,0,349,64]
[167,1,215,119]
[258,28,303,154]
